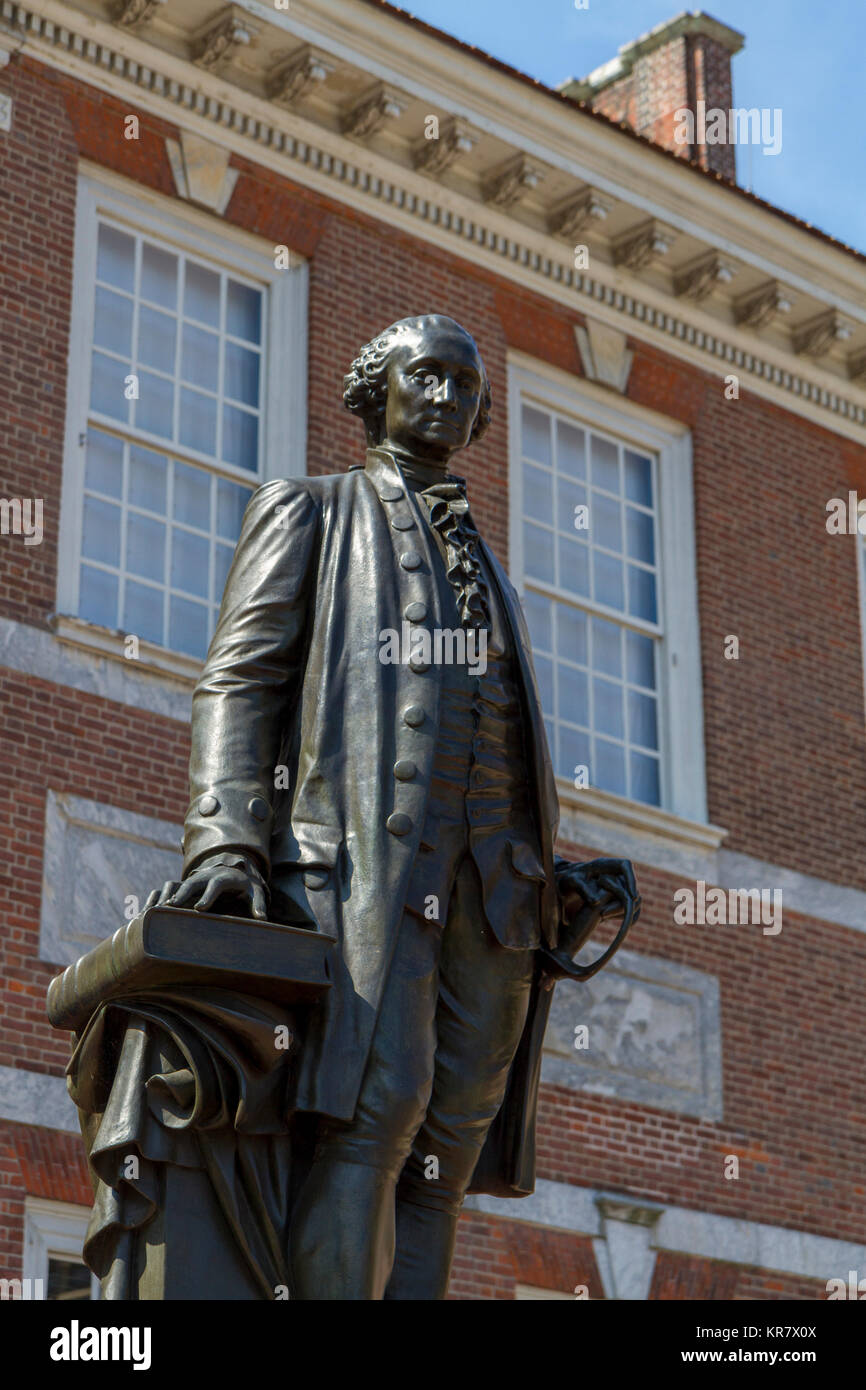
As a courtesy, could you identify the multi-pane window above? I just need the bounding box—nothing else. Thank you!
[519,401,663,806]
[77,220,264,659]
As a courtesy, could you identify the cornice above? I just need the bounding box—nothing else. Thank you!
[3,0,866,443]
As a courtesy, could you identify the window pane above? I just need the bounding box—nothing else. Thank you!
[179,387,217,456]
[557,663,588,723]
[184,261,220,326]
[79,564,118,629]
[90,351,130,421]
[556,480,589,539]
[559,534,589,597]
[129,445,167,513]
[182,323,219,392]
[523,589,552,653]
[624,450,653,506]
[216,478,252,539]
[227,281,262,343]
[556,477,587,536]
[47,1259,92,1302]
[141,242,178,311]
[593,675,624,739]
[170,595,209,658]
[590,434,619,492]
[593,550,624,610]
[558,604,587,666]
[214,542,234,600]
[592,616,622,677]
[137,305,176,372]
[523,462,553,525]
[222,404,258,470]
[172,527,210,598]
[82,496,121,566]
[97,224,135,292]
[626,629,656,689]
[594,737,626,797]
[628,689,658,750]
[626,506,654,564]
[524,521,555,585]
[593,492,622,553]
[127,513,165,583]
[135,370,174,438]
[174,462,210,527]
[85,429,123,498]
[522,405,551,466]
[124,579,163,645]
[93,286,133,357]
[630,750,660,805]
[627,565,657,623]
[533,652,553,711]
[556,420,585,479]
[559,725,591,783]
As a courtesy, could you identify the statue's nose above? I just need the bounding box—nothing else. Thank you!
[434,376,458,407]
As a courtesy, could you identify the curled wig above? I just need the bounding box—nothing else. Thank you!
[342,314,492,447]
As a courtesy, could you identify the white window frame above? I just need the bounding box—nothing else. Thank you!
[23,1197,99,1299]
[56,167,308,681]
[508,354,707,826]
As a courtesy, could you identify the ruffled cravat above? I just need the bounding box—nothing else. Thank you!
[419,477,491,631]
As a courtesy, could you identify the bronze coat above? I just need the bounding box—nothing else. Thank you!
[182,448,561,1196]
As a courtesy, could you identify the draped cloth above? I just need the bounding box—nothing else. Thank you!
[67,988,297,1299]
[419,476,491,631]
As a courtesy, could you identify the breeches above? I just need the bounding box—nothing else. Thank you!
[320,847,535,1209]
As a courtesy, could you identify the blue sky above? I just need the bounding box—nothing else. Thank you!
[398,0,864,252]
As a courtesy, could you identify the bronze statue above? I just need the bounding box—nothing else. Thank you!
[52,314,640,1299]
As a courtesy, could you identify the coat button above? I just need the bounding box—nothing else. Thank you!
[378,487,403,502]
[387,812,413,836]
[248,796,269,821]
[391,517,415,531]
[400,551,422,570]
[394,760,417,781]
[199,794,219,816]
[409,656,431,673]
[404,601,427,622]
[403,704,425,727]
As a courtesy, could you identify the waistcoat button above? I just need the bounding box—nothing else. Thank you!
[404,601,427,622]
[391,516,415,531]
[394,760,417,781]
[400,551,422,570]
[248,796,270,821]
[387,812,412,836]
[199,794,219,816]
[403,704,425,727]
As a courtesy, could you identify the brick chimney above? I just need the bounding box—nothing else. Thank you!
[559,10,745,182]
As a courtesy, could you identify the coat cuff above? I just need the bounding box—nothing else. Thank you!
[182,786,274,877]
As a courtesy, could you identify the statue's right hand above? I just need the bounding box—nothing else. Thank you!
[144,855,269,921]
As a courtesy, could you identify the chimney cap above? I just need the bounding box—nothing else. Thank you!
[558,9,745,98]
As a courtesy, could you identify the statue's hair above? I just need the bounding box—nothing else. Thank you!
[342,314,492,447]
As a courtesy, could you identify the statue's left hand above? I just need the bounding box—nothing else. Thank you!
[554,856,641,926]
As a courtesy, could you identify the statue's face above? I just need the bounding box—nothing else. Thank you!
[381,325,483,464]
